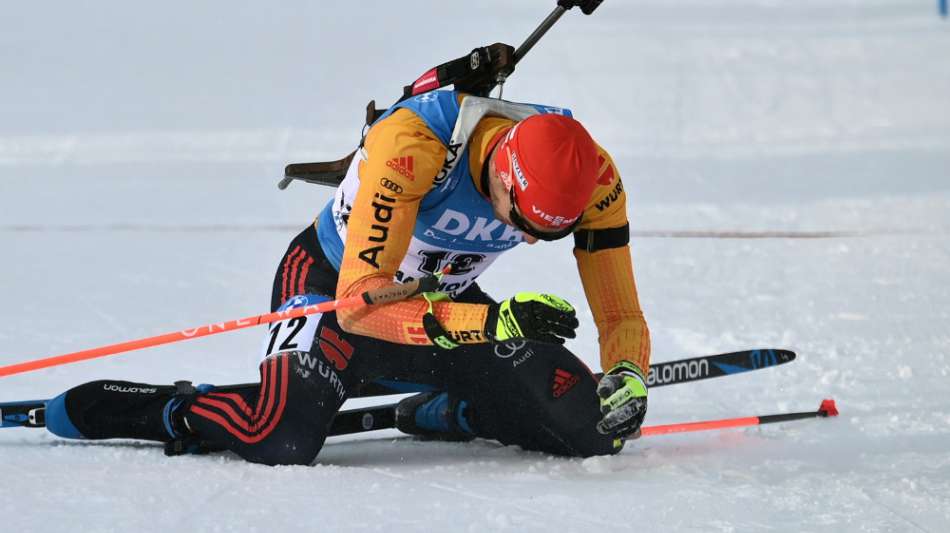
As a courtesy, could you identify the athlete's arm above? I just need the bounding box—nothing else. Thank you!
[335,109,488,345]
[573,145,651,374]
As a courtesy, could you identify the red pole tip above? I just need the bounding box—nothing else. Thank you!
[819,399,839,417]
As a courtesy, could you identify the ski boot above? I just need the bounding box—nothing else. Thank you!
[395,392,475,442]
[44,379,215,455]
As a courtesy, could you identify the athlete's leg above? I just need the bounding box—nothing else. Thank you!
[44,351,349,466]
[46,303,374,466]
[181,301,372,465]
[372,340,619,457]
[182,351,347,466]
[455,341,619,457]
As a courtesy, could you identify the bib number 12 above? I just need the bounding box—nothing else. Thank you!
[260,315,318,361]
[266,317,307,353]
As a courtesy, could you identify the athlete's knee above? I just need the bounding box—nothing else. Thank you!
[185,351,348,466]
[241,424,326,466]
[464,340,619,457]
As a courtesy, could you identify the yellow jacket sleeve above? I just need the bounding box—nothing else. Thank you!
[335,108,488,345]
[574,145,651,374]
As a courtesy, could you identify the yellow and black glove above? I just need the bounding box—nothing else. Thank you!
[596,361,648,439]
[485,292,579,345]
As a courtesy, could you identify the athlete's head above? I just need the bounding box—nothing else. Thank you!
[487,114,600,243]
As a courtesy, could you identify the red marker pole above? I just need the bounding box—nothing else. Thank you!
[324,399,840,438]
[638,399,839,438]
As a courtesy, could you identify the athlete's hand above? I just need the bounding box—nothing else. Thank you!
[596,361,648,438]
[485,292,579,345]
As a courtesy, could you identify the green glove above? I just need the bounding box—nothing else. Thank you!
[596,361,648,438]
[485,292,579,345]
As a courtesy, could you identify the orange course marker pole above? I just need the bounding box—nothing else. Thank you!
[0,275,441,379]
[638,399,839,438]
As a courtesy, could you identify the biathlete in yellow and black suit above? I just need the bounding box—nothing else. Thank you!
[43,90,651,466]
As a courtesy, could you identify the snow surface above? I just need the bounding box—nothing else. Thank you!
[2,1,950,531]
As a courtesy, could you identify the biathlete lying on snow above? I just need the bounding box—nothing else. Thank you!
[44,90,651,465]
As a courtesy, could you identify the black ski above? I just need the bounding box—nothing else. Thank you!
[0,348,795,432]
[351,348,796,398]
[327,348,796,437]
[644,348,794,388]
[329,403,398,436]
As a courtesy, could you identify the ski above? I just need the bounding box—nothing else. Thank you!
[644,348,794,388]
[0,348,795,432]
[352,348,796,398]
[178,347,796,398]
[3,395,836,440]
[329,402,398,436]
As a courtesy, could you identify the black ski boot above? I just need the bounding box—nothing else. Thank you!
[45,379,209,451]
[395,392,475,442]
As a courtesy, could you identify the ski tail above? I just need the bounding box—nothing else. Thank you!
[0,400,47,428]
[328,403,398,437]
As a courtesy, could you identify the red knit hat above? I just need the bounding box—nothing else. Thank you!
[492,114,600,231]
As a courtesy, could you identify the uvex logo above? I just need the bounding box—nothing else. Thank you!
[511,153,529,191]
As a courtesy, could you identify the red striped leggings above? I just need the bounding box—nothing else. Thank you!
[185,349,347,466]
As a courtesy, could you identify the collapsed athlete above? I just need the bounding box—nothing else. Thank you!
[43,90,651,465]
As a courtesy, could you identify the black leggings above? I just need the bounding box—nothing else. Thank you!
[184,310,617,466]
[190,225,619,465]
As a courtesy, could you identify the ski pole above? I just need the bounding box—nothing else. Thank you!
[516,1,604,63]
[636,399,839,438]
[512,5,569,65]
[325,399,839,438]
[0,273,444,379]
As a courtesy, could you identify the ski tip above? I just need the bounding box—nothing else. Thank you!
[819,398,839,417]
